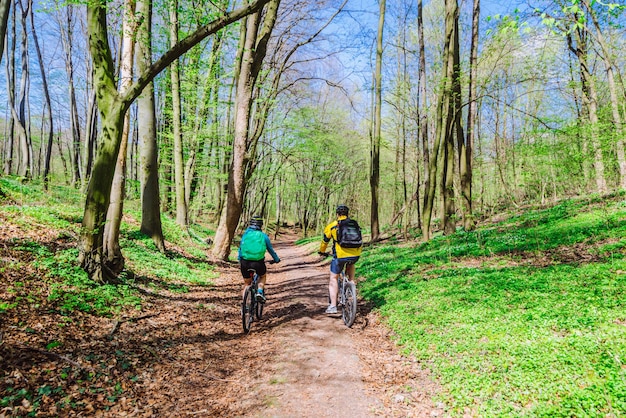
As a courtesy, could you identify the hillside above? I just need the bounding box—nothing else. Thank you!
[1,177,625,416]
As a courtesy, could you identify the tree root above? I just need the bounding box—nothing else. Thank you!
[108,313,160,338]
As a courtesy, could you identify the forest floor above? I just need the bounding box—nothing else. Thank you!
[1,227,445,417]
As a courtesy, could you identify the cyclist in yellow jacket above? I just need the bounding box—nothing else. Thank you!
[319,205,362,314]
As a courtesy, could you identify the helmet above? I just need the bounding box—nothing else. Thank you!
[336,205,349,216]
[249,215,263,228]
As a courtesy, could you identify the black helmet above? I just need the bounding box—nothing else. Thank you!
[249,215,263,228]
[336,205,349,216]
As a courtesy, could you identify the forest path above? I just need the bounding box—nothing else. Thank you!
[50,231,444,417]
[237,237,380,417]
[187,232,444,417]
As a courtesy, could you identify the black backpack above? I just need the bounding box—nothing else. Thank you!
[336,218,363,248]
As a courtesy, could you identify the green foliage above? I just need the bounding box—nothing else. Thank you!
[295,236,320,246]
[0,302,18,313]
[359,196,626,416]
[121,232,216,286]
[0,177,83,207]
[39,248,142,315]
[0,176,218,318]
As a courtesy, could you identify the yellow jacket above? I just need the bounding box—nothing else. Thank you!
[319,215,362,258]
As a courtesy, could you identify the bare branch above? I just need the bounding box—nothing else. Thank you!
[123,0,270,104]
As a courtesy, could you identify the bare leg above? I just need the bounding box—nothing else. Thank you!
[328,272,339,307]
[258,274,267,291]
[242,278,252,297]
[346,264,356,282]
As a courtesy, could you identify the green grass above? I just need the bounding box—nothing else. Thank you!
[359,197,626,417]
[0,176,218,315]
[4,177,626,415]
[121,232,217,286]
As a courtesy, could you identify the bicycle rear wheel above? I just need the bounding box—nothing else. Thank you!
[342,280,357,327]
[255,293,264,320]
[242,286,255,333]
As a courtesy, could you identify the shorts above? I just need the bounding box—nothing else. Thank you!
[330,256,360,274]
[239,259,266,279]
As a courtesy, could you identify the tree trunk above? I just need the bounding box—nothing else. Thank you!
[13,0,30,179]
[582,0,626,190]
[417,0,430,239]
[170,0,188,227]
[424,0,457,241]
[441,0,461,236]
[137,0,165,253]
[212,0,280,261]
[58,5,82,186]
[212,13,260,260]
[567,26,607,194]
[460,0,479,231]
[29,0,54,189]
[0,0,10,61]
[80,0,137,282]
[369,0,384,242]
[3,2,15,175]
[103,0,136,272]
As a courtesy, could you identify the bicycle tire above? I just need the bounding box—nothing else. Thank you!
[242,286,255,333]
[342,280,357,327]
[256,294,264,320]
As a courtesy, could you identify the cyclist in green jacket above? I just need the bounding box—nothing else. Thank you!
[238,216,280,302]
[319,205,362,314]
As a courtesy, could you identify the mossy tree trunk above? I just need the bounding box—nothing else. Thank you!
[80,0,270,281]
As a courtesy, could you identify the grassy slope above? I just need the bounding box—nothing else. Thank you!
[2,177,625,416]
[359,195,626,417]
[0,177,216,316]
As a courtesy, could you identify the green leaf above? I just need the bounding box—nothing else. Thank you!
[46,341,62,350]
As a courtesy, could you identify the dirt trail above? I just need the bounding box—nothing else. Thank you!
[211,235,444,417]
[0,231,443,417]
[240,239,380,417]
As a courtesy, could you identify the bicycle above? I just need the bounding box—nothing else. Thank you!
[319,252,358,327]
[242,260,276,334]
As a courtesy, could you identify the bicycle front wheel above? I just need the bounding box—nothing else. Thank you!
[242,286,255,333]
[342,281,357,327]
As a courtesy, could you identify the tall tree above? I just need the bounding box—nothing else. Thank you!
[211,0,280,261]
[56,4,82,185]
[79,0,270,281]
[137,0,165,253]
[0,0,10,62]
[566,15,607,194]
[459,0,479,231]
[581,0,626,190]
[170,0,188,227]
[423,0,454,241]
[370,0,385,243]
[441,0,461,236]
[29,0,54,189]
[3,1,16,175]
[13,0,30,179]
[103,0,137,272]
[415,0,428,234]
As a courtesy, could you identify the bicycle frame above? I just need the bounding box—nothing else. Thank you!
[242,270,263,333]
[241,260,275,334]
